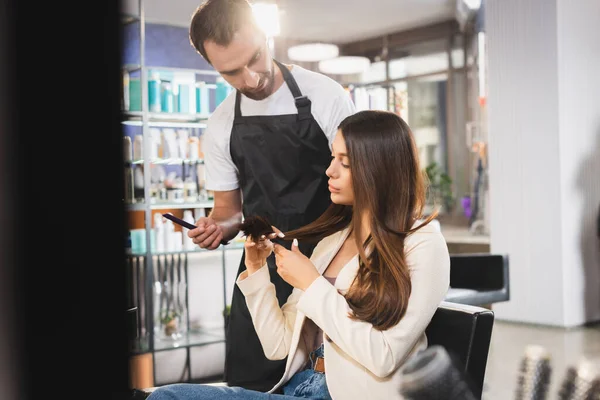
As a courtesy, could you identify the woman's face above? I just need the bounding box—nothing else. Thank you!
[326,130,354,205]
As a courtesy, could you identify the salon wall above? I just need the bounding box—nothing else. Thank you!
[486,0,600,327]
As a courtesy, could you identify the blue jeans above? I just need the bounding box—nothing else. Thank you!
[146,345,331,400]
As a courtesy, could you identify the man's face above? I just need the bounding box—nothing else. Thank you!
[204,25,274,101]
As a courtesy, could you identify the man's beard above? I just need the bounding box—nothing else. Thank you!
[240,67,275,101]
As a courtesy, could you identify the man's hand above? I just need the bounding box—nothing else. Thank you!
[187,217,223,250]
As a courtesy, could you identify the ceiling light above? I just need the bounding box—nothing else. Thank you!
[318,56,371,75]
[287,43,339,62]
[463,0,482,10]
[252,3,280,37]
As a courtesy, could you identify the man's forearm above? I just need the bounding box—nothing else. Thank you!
[209,207,243,242]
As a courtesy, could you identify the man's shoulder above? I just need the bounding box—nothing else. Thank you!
[205,92,236,136]
[290,65,347,99]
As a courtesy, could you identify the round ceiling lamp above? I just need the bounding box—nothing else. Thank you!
[252,3,280,37]
[287,43,340,62]
[318,56,371,75]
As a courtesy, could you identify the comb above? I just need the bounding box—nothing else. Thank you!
[162,213,196,230]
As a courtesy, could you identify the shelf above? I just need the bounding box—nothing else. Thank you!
[126,240,245,257]
[152,112,210,122]
[122,111,210,128]
[151,201,214,210]
[123,64,142,73]
[123,120,208,129]
[122,111,211,122]
[153,327,226,352]
[122,0,231,379]
[127,248,209,256]
[143,65,221,77]
[129,327,226,354]
[125,200,214,211]
[125,158,205,166]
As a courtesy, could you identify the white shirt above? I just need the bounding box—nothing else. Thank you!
[203,64,356,191]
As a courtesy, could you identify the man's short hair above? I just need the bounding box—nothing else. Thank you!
[189,0,261,64]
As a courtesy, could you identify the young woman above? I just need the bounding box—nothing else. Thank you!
[147,110,450,400]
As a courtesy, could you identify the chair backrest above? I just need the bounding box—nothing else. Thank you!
[446,253,510,307]
[425,301,494,399]
[449,253,509,292]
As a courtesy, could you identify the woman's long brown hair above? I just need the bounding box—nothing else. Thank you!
[285,110,436,331]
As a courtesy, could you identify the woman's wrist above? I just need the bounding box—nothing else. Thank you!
[245,260,265,274]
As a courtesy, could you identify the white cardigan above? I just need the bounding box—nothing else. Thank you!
[236,222,450,399]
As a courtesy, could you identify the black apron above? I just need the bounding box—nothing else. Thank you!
[225,60,332,391]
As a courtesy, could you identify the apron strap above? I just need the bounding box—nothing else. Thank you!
[274,59,312,120]
[233,60,313,121]
[234,89,243,119]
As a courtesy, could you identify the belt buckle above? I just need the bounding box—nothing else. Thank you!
[314,356,325,373]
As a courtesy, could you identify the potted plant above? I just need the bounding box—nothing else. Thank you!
[424,162,455,214]
[160,310,180,337]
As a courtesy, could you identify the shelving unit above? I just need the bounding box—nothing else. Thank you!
[122,110,212,124]
[121,0,235,386]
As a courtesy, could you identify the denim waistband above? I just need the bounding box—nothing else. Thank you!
[306,343,325,370]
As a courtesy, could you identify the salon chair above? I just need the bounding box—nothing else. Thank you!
[445,253,510,307]
[425,301,495,399]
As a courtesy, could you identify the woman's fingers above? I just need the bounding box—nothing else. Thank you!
[256,238,272,250]
[245,235,256,248]
[273,243,287,256]
[269,226,285,239]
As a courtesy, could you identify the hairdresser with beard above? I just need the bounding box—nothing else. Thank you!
[184,0,356,391]
[149,110,450,399]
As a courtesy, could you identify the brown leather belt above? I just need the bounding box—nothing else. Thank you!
[314,356,325,373]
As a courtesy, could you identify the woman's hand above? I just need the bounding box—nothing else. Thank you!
[273,239,320,291]
[244,225,283,275]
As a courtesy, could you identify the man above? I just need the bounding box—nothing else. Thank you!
[186,0,356,392]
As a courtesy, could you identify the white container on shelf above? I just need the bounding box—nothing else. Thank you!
[154,213,165,253]
[123,136,133,161]
[182,210,196,251]
[164,218,175,252]
[177,129,189,159]
[149,128,162,160]
[162,128,178,159]
[193,208,206,221]
[133,134,143,160]
[188,136,200,161]
[196,163,206,190]
[168,177,185,203]
[184,176,197,203]
[172,231,183,251]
